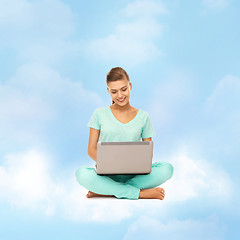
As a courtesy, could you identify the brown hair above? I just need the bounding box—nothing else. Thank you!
[106,67,130,104]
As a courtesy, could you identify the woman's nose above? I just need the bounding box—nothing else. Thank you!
[117,92,123,98]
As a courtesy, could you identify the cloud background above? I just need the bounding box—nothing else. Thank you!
[0,0,239,239]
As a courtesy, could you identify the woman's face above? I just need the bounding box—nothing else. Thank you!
[107,77,132,106]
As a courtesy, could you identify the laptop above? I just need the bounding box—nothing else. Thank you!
[95,141,153,175]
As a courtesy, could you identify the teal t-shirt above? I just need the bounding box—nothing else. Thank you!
[87,106,156,142]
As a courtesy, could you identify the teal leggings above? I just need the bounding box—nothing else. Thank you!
[75,161,173,200]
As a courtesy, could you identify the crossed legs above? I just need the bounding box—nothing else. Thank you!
[76,161,173,200]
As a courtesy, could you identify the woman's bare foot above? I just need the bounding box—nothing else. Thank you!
[139,187,165,200]
[86,188,165,200]
[86,191,114,198]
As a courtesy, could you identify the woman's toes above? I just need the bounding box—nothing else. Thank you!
[86,191,93,198]
[156,188,165,200]
[159,192,165,200]
[160,188,165,194]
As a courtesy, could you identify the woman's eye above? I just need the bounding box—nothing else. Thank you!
[112,89,127,94]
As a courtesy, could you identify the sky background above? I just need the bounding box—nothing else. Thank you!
[0,0,240,239]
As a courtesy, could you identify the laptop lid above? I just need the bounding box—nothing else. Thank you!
[96,141,153,175]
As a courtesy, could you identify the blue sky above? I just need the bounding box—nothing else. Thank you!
[0,0,240,239]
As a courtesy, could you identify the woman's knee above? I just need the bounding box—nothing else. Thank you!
[165,162,174,179]
[153,161,174,180]
[75,166,95,186]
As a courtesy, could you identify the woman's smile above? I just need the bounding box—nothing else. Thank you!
[117,97,126,102]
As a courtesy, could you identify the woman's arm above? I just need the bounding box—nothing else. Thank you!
[142,137,152,141]
[87,127,100,162]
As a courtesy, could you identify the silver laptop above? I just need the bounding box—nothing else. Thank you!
[96,141,153,175]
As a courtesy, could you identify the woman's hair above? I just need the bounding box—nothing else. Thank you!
[106,67,130,104]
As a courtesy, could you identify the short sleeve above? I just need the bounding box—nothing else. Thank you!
[87,109,100,130]
[141,113,156,138]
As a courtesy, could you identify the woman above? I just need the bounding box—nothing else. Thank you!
[75,67,173,200]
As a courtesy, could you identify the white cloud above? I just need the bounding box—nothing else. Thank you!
[0,0,167,65]
[0,145,233,222]
[201,74,240,155]
[205,74,240,114]
[0,63,104,147]
[0,148,53,209]
[84,0,167,66]
[124,0,168,17]
[0,0,74,36]
[0,0,33,28]
[124,214,226,240]
[202,0,230,10]
[0,0,77,64]
[149,72,240,164]
[160,145,232,203]
[148,71,197,128]
[0,148,144,221]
